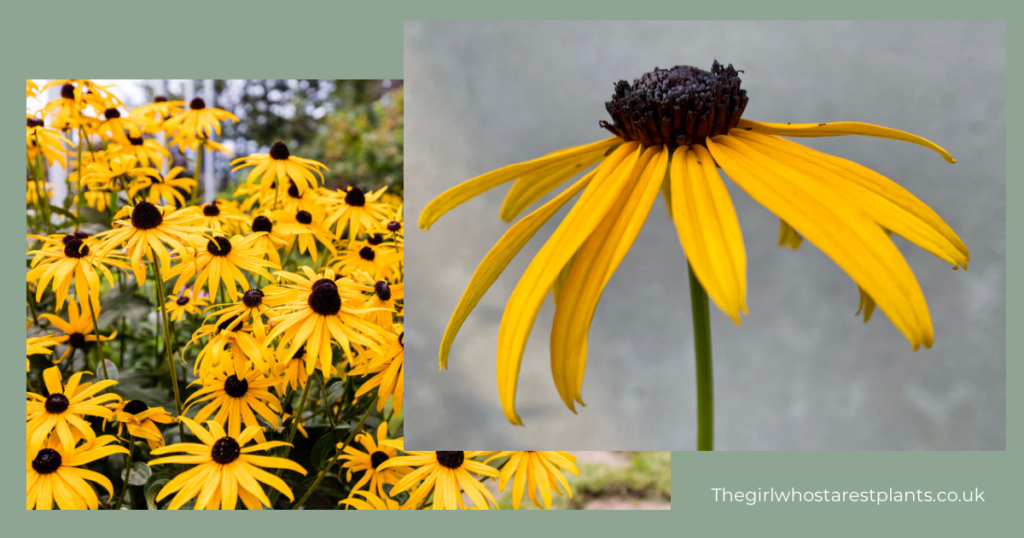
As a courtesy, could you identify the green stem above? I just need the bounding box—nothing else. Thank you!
[317,373,335,428]
[76,128,84,221]
[282,379,313,459]
[151,249,185,442]
[113,436,135,510]
[84,296,110,382]
[688,263,714,451]
[290,395,378,510]
[190,143,204,205]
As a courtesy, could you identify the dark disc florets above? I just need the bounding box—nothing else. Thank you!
[599,61,749,148]
[387,220,401,233]
[269,141,290,161]
[374,281,391,301]
[287,181,300,198]
[128,136,144,146]
[370,451,390,469]
[398,332,404,348]
[32,448,62,474]
[44,393,70,414]
[295,210,312,225]
[242,288,264,308]
[344,186,366,207]
[223,375,248,397]
[367,234,384,246]
[154,95,167,103]
[131,201,163,230]
[176,296,190,306]
[359,246,375,261]
[211,436,241,464]
[190,97,205,110]
[203,203,221,217]
[251,215,273,233]
[27,117,44,128]
[60,83,75,100]
[68,333,86,348]
[207,236,232,257]
[308,279,341,316]
[436,451,464,469]
[104,108,121,120]
[63,238,89,259]
[123,399,149,415]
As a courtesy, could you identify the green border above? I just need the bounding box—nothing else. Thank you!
[4,1,1014,535]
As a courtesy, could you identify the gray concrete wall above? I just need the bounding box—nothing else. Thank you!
[403,21,1005,450]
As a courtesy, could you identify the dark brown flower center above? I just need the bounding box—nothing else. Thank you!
[359,246,375,261]
[436,451,464,469]
[154,95,167,103]
[68,333,86,349]
[600,61,748,148]
[398,332,404,348]
[251,215,273,233]
[211,436,241,464]
[207,236,232,257]
[387,220,401,233]
[27,117,44,128]
[176,296,190,306]
[308,279,341,316]
[32,448,62,474]
[203,203,221,217]
[295,210,312,225]
[374,281,391,301]
[287,181,300,198]
[63,238,89,259]
[44,393,69,414]
[269,141,290,160]
[344,186,365,207]
[60,83,75,100]
[190,97,205,110]
[123,399,149,415]
[242,289,264,308]
[223,375,248,398]
[128,136,144,146]
[370,451,390,469]
[104,108,121,119]
[131,201,163,230]
[367,233,384,246]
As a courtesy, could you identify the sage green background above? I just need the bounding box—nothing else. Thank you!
[4,0,1016,535]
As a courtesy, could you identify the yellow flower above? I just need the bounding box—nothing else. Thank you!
[321,185,390,239]
[26,117,70,168]
[94,106,151,146]
[339,490,403,510]
[107,136,170,168]
[485,451,578,509]
[244,214,289,266]
[353,325,404,414]
[270,206,336,263]
[149,417,306,510]
[26,333,62,372]
[27,434,128,510]
[420,62,968,424]
[104,399,177,449]
[131,96,185,126]
[231,141,327,201]
[27,232,127,315]
[163,234,277,303]
[127,166,196,208]
[184,361,282,443]
[36,299,118,365]
[26,180,53,206]
[95,201,205,284]
[378,451,499,510]
[26,366,119,454]
[161,97,238,140]
[337,422,409,499]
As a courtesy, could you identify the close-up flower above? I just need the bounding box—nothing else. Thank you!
[161,97,238,140]
[104,399,177,449]
[231,141,328,199]
[36,299,118,364]
[485,451,579,509]
[26,366,119,454]
[378,451,500,510]
[27,434,128,510]
[337,423,410,499]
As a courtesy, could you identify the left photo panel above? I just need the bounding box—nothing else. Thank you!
[25,79,407,510]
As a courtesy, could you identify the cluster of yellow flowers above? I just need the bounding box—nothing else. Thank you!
[25,79,578,510]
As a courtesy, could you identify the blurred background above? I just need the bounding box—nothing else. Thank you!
[28,79,403,201]
[403,21,1005,450]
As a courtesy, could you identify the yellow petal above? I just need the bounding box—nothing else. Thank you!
[499,153,605,222]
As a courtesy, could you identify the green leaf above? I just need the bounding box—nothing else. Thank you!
[98,282,152,327]
[144,471,176,510]
[310,429,349,471]
[121,462,152,486]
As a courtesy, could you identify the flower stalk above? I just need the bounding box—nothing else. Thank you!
[688,263,714,451]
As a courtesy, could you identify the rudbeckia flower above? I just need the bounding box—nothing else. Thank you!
[26,334,62,371]
[330,240,400,278]
[26,366,119,454]
[377,451,499,510]
[484,451,579,509]
[353,325,404,414]
[351,269,403,329]
[37,299,117,365]
[188,315,275,379]
[264,267,386,378]
[127,166,196,208]
[94,106,151,146]
[130,96,184,126]
[166,290,210,321]
[161,97,238,140]
[26,117,70,168]
[104,399,177,449]
[27,434,128,510]
[231,141,327,200]
[245,214,289,266]
[163,234,277,303]
[337,422,409,499]
[272,345,338,396]
[270,206,336,263]
[184,362,282,443]
[39,81,105,131]
[107,135,170,168]
[95,201,205,284]
[149,417,306,510]
[27,233,127,314]
[190,199,249,234]
[321,185,390,240]
[339,490,402,510]
[420,61,968,424]
[80,154,156,193]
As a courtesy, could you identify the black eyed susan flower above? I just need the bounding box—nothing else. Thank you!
[36,299,117,364]
[27,79,39,98]
[337,422,410,499]
[353,325,404,414]
[421,61,968,425]
[165,289,210,322]
[270,206,337,263]
[104,399,177,449]
[164,234,277,303]
[94,106,151,146]
[245,214,289,266]
[377,451,499,510]
[161,97,238,140]
[188,315,275,380]
[27,333,62,372]
[26,366,119,454]
[272,345,338,396]
[184,361,282,443]
[484,451,579,509]
[264,267,387,379]
[26,117,71,168]
[107,135,170,168]
[352,270,403,329]
[149,417,306,510]
[80,154,156,195]
[231,141,328,201]
[330,240,400,279]
[27,233,127,315]
[127,166,196,208]
[27,434,128,510]
[339,490,402,510]
[39,81,106,131]
[321,185,390,240]
[95,201,205,284]
[190,199,249,234]
[130,96,185,125]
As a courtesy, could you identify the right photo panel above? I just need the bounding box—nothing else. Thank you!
[403,20,1005,452]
